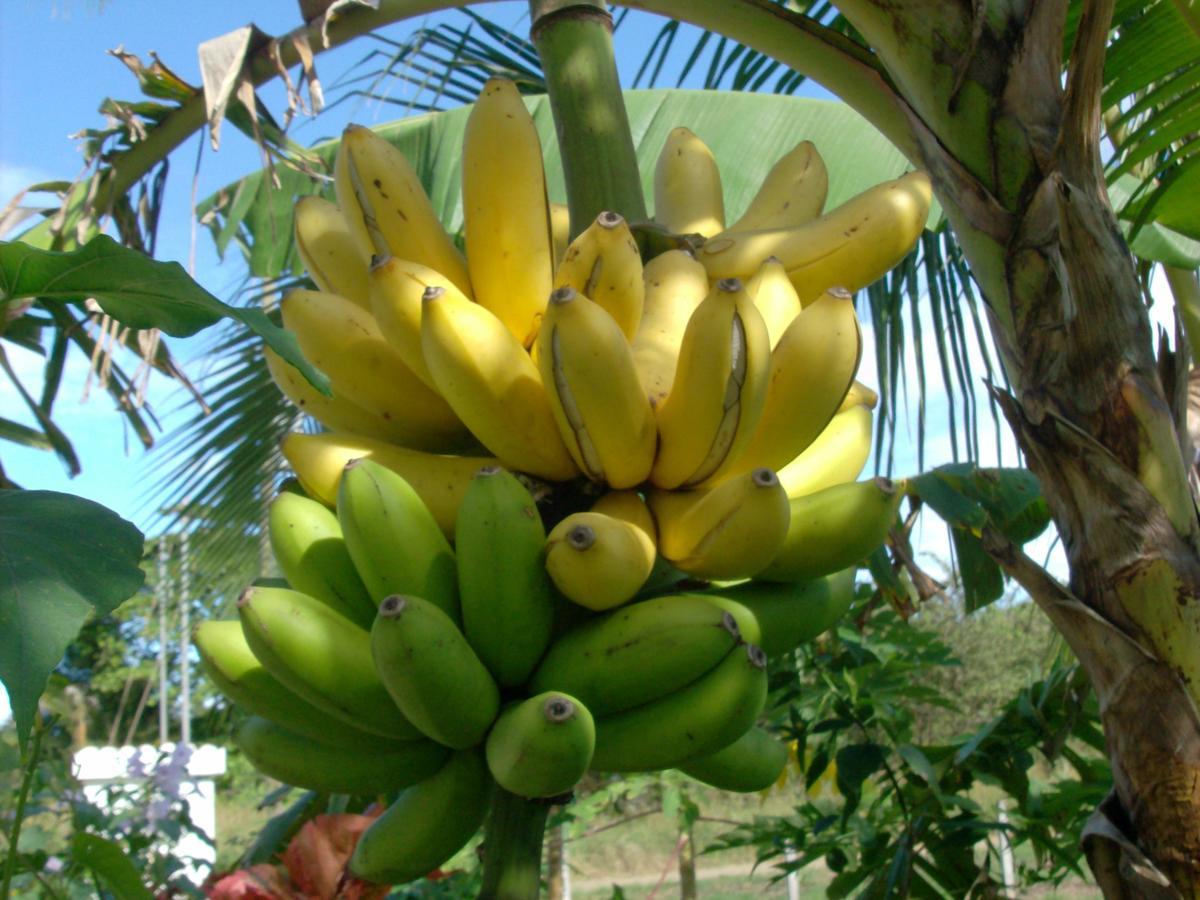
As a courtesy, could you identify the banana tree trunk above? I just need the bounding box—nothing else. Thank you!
[837,1,1200,894]
[623,0,1200,893]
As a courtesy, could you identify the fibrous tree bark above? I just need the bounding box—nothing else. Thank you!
[620,0,1200,893]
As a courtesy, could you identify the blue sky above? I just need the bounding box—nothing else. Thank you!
[0,1,1094,725]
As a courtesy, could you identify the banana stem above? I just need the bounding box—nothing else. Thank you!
[530,0,647,238]
[478,788,553,899]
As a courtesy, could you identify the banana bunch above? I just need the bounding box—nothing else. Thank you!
[204,77,931,885]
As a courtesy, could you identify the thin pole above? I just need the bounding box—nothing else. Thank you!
[157,536,170,746]
[179,525,192,746]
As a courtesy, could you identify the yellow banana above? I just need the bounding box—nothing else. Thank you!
[554,212,644,341]
[714,287,862,484]
[536,287,656,488]
[280,288,471,452]
[293,195,371,308]
[545,510,657,611]
[759,477,905,582]
[649,468,790,580]
[462,77,554,347]
[744,256,803,349]
[334,123,472,296]
[265,346,417,445]
[592,490,657,544]
[650,278,771,490]
[838,379,879,413]
[699,171,933,302]
[368,255,462,391]
[726,140,827,233]
[421,285,579,481]
[279,431,496,537]
[654,126,724,237]
[630,249,709,409]
[550,202,570,268]
[777,403,874,499]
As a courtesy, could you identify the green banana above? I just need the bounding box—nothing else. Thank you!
[195,620,383,750]
[234,715,447,796]
[337,458,459,622]
[710,567,857,656]
[350,750,492,885]
[268,491,374,628]
[237,585,421,740]
[529,593,742,717]
[485,692,595,798]
[759,477,905,582]
[590,643,769,772]
[679,725,789,792]
[455,466,555,688]
[370,595,500,749]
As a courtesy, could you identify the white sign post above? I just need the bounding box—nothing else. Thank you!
[72,743,227,886]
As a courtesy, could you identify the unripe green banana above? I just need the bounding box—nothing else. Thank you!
[237,585,421,740]
[195,621,383,750]
[293,195,371,308]
[650,278,771,490]
[350,749,492,885]
[554,211,644,341]
[679,725,789,792]
[337,458,459,622]
[654,127,725,237]
[590,643,769,772]
[234,715,447,795]
[371,595,500,749]
[279,431,496,538]
[544,510,656,611]
[455,466,554,688]
[759,477,905,582]
[529,593,742,717]
[536,286,657,488]
[268,491,374,628]
[711,567,857,656]
[650,468,790,580]
[698,596,761,648]
[485,693,595,798]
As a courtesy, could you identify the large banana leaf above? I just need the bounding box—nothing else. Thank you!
[200,88,930,281]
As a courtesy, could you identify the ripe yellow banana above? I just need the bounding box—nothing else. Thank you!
[279,431,496,537]
[554,212,644,340]
[421,285,579,481]
[368,255,462,391]
[650,278,771,490]
[550,202,570,268]
[649,468,790,580]
[758,477,905,582]
[592,489,657,544]
[334,124,471,295]
[726,140,827,232]
[293,195,371,308]
[838,379,879,413]
[545,509,657,611]
[462,77,554,347]
[654,127,724,237]
[536,287,657,488]
[265,346,417,445]
[630,249,709,409]
[744,256,803,350]
[699,171,933,302]
[713,287,862,484]
[280,288,471,452]
[777,404,874,499]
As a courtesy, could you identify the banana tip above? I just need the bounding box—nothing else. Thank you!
[476,464,503,478]
[422,285,446,303]
[720,611,741,640]
[236,587,255,609]
[550,286,577,305]
[543,695,576,723]
[751,468,780,489]
[597,211,625,230]
[717,277,743,293]
[746,644,767,669]
[379,595,410,618]
[566,523,596,551]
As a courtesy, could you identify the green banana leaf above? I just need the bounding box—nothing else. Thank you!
[199,88,938,281]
